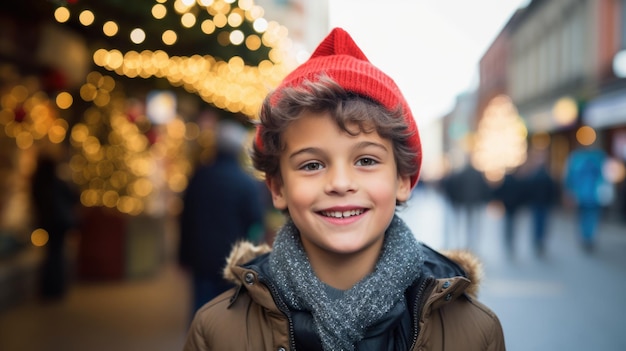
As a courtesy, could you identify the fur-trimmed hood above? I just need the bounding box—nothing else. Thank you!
[223,241,484,298]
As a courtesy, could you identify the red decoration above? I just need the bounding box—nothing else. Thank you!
[42,68,68,94]
[125,99,144,123]
[145,128,158,145]
[14,105,26,123]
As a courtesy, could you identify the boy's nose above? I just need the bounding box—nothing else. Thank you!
[324,165,357,195]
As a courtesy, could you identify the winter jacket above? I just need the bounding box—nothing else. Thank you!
[183,242,505,351]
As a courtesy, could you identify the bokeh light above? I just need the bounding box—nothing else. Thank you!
[576,125,596,146]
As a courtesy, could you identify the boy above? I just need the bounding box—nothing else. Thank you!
[183,27,505,351]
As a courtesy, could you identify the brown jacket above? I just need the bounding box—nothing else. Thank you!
[183,242,505,351]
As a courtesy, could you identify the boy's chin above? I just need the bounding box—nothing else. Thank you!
[318,238,382,256]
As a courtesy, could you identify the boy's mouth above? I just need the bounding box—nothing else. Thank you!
[319,209,366,218]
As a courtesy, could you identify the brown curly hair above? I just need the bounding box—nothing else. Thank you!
[251,75,419,197]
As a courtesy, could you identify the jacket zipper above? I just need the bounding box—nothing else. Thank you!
[259,275,298,351]
[410,276,435,350]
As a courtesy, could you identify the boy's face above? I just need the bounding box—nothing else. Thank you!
[268,111,411,257]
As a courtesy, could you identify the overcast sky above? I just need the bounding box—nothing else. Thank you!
[327,0,530,125]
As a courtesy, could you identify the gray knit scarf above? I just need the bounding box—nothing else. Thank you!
[268,214,424,351]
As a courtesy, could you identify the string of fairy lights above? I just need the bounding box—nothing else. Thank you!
[0,0,297,219]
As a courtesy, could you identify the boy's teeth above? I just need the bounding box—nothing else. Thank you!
[323,209,363,218]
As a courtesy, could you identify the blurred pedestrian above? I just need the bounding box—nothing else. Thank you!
[441,158,491,250]
[30,147,80,301]
[563,145,609,253]
[178,119,265,317]
[492,167,527,257]
[183,27,504,351]
[525,149,558,257]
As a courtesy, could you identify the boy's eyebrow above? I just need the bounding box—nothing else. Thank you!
[288,147,322,160]
[354,141,389,153]
[288,141,389,160]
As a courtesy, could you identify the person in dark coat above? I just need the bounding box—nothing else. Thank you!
[492,167,527,257]
[178,119,265,316]
[441,159,491,250]
[525,149,558,257]
[30,150,79,300]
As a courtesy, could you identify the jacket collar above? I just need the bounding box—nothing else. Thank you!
[223,240,484,300]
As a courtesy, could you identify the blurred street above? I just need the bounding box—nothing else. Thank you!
[0,185,624,351]
[401,186,626,351]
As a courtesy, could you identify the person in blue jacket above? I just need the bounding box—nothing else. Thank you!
[563,144,608,253]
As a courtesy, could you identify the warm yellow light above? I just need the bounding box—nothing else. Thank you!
[106,50,124,70]
[181,13,197,28]
[31,229,49,247]
[16,132,34,150]
[201,20,216,34]
[48,125,67,144]
[174,0,193,13]
[253,18,268,32]
[576,126,596,146]
[56,92,73,109]
[80,84,98,101]
[71,124,89,143]
[214,13,227,28]
[168,173,188,192]
[152,4,167,19]
[228,12,243,27]
[245,35,261,50]
[54,7,70,23]
[130,28,146,44]
[94,91,111,107]
[102,21,119,36]
[472,95,528,177]
[102,190,120,208]
[230,30,244,45]
[553,96,578,126]
[162,30,178,45]
[248,5,265,21]
[11,85,29,102]
[239,0,253,10]
[79,10,95,26]
[132,178,153,197]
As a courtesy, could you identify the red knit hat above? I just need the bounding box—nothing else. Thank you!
[257,27,422,188]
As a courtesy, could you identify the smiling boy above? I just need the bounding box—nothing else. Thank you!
[183,27,505,351]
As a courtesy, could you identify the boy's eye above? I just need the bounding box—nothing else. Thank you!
[356,157,377,166]
[301,162,324,171]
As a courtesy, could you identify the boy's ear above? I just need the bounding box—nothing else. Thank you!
[395,174,412,202]
[266,177,288,210]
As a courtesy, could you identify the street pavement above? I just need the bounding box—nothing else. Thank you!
[400,186,626,351]
[1,185,624,351]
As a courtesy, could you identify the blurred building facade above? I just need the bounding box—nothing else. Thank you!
[443,0,626,217]
[507,0,596,177]
[442,91,479,174]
